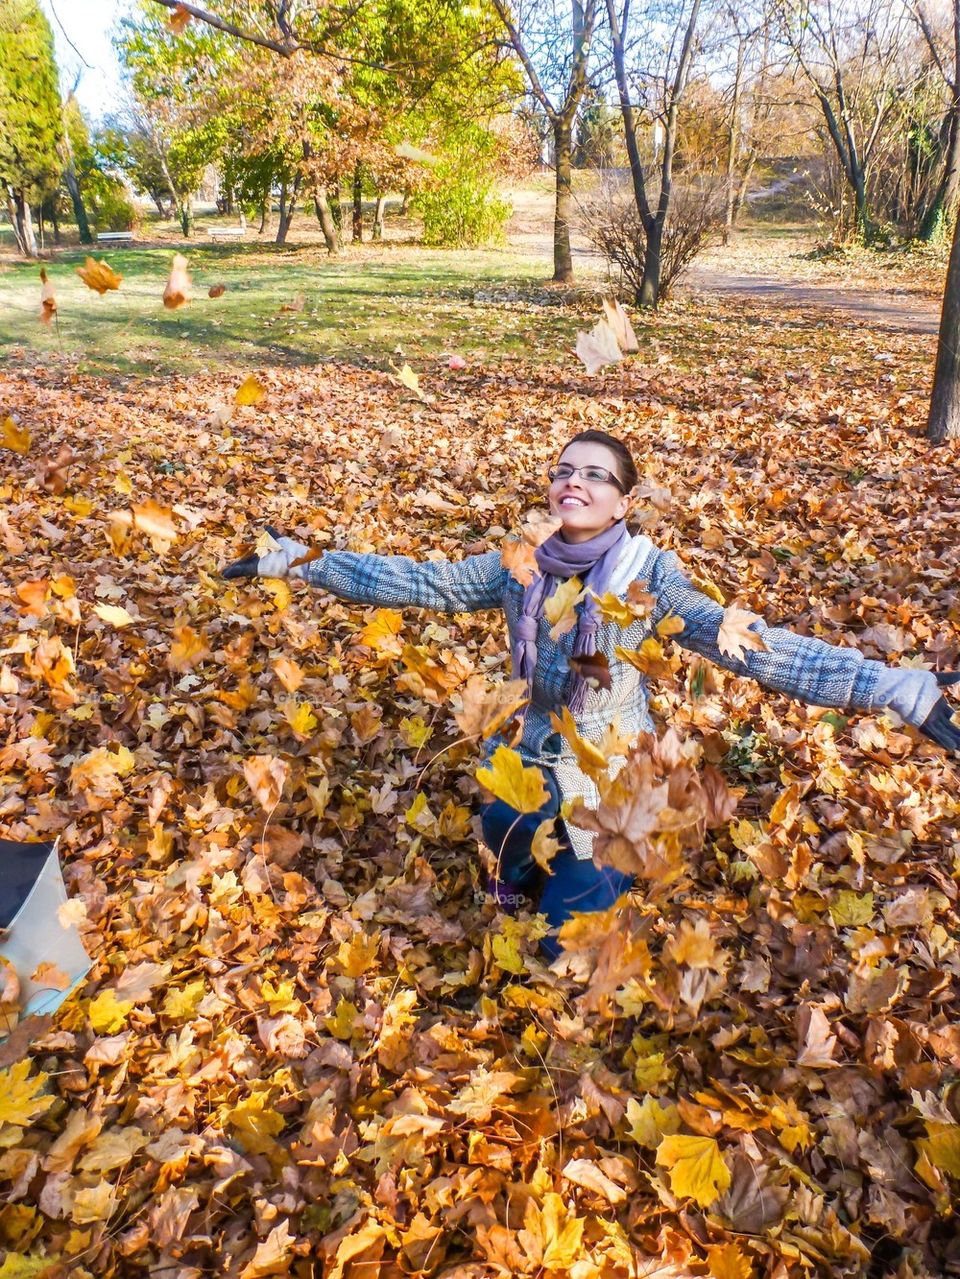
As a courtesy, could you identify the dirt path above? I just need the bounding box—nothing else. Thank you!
[503,181,944,336]
[681,265,941,335]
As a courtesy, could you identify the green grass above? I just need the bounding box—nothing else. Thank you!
[0,237,605,379]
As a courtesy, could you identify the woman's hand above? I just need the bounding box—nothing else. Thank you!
[222,527,313,581]
[918,672,960,753]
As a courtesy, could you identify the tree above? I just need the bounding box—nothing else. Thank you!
[910,0,960,242]
[927,207,960,441]
[490,0,598,282]
[0,0,63,257]
[775,0,915,242]
[60,96,94,245]
[115,5,232,234]
[604,0,704,306]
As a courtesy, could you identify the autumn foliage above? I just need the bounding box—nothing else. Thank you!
[1,297,959,1278]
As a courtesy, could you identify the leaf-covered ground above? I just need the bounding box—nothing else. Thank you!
[2,294,960,1279]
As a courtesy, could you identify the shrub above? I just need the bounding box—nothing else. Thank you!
[91,182,142,233]
[416,165,511,248]
[584,175,725,303]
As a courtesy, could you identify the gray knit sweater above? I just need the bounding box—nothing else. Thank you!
[307,534,940,858]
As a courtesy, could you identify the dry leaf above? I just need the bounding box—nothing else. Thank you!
[163,253,192,309]
[76,257,122,293]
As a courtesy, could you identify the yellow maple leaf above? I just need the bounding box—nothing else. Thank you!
[325,999,360,1040]
[918,1123,960,1178]
[0,1060,54,1127]
[224,1094,285,1156]
[656,610,685,638]
[282,699,318,739]
[0,1251,50,1278]
[544,576,585,640]
[476,745,549,814]
[626,1095,681,1148]
[656,1133,731,1207]
[76,257,122,294]
[93,603,135,629]
[359,607,404,657]
[131,498,178,550]
[167,625,210,671]
[235,374,267,406]
[550,706,608,781]
[162,979,206,1021]
[2,415,31,454]
[531,816,562,871]
[708,1241,754,1279]
[335,931,381,978]
[259,978,300,1015]
[520,1192,585,1270]
[89,989,133,1034]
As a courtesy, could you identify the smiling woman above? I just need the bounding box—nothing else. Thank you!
[222,428,960,960]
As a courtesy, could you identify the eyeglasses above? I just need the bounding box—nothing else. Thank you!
[547,463,626,492]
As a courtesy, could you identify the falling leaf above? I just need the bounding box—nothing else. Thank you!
[208,282,227,298]
[575,317,623,375]
[76,257,122,293]
[39,267,56,325]
[163,253,192,309]
[2,415,31,454]
[391,361,431,402]
[235,374,267,406]
[717,604,769,661]
[279,293,305,312]
[531,816,562,871]
[167,625,210,671]
[453,675,529,740]
[550,706,609,781]
[544,576,585,640]
[569,650,612,691]
[501,537,540,588]
[132,498,178,550]
[168,2,191,33]
[448,354,467,370]
[602,296,639,353]
[476,745,549,814]
[656,1134,732,1208]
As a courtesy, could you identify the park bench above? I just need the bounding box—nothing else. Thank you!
[208,226,246,240]
[96,231,134,243]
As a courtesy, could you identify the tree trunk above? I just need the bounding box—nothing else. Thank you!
[927,206,960,442]
[178,196,194,237]
[401,187,411,215]
[552,116,574,283]
[328,185,343,231]
[10,189,38,257]
[919,110,960,242]
[352,164,363,243]
[63,162,92,245]
[276,176,300,244]
[258,197,272,235]
[731,151,758,230]
[313,185,339,253]
[723,41,745,246]
[372,193,386,240]
[638,217,662,308]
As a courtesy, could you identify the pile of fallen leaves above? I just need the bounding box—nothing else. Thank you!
[1,296,959,1279]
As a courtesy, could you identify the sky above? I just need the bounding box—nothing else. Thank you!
[41,0,133,122]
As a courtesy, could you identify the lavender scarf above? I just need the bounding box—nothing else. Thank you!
[513,520,629,714]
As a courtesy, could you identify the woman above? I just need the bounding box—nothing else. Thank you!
[223,429,960,957]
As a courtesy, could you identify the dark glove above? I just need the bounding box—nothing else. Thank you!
[918,672,960,752]
[222,526,312,581]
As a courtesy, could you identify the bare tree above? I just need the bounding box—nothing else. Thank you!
[491,0,598,282]
[603,0,703,306]
[910,0,960,241]
[928,208,960,441]
[775,0,916,242]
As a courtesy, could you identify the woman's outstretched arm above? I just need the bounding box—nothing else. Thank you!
[223,531,508,615]
[646,548,959,749]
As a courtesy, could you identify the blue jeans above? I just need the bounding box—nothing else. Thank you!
[480,767,634,959]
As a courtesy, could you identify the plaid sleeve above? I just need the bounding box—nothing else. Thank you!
[648,549,880,709]
[305,549,507,614]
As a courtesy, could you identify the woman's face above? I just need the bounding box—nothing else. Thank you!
[547,441,632,543]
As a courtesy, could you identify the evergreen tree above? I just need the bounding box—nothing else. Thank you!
[0,0,63,256]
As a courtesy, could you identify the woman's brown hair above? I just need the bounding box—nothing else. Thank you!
[559,429,638,493]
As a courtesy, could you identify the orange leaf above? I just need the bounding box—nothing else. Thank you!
[163,253,192,309]
[243,754,288,812]
[168,2,192,33]
[717,604,769,661]
[76,257,122,294]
